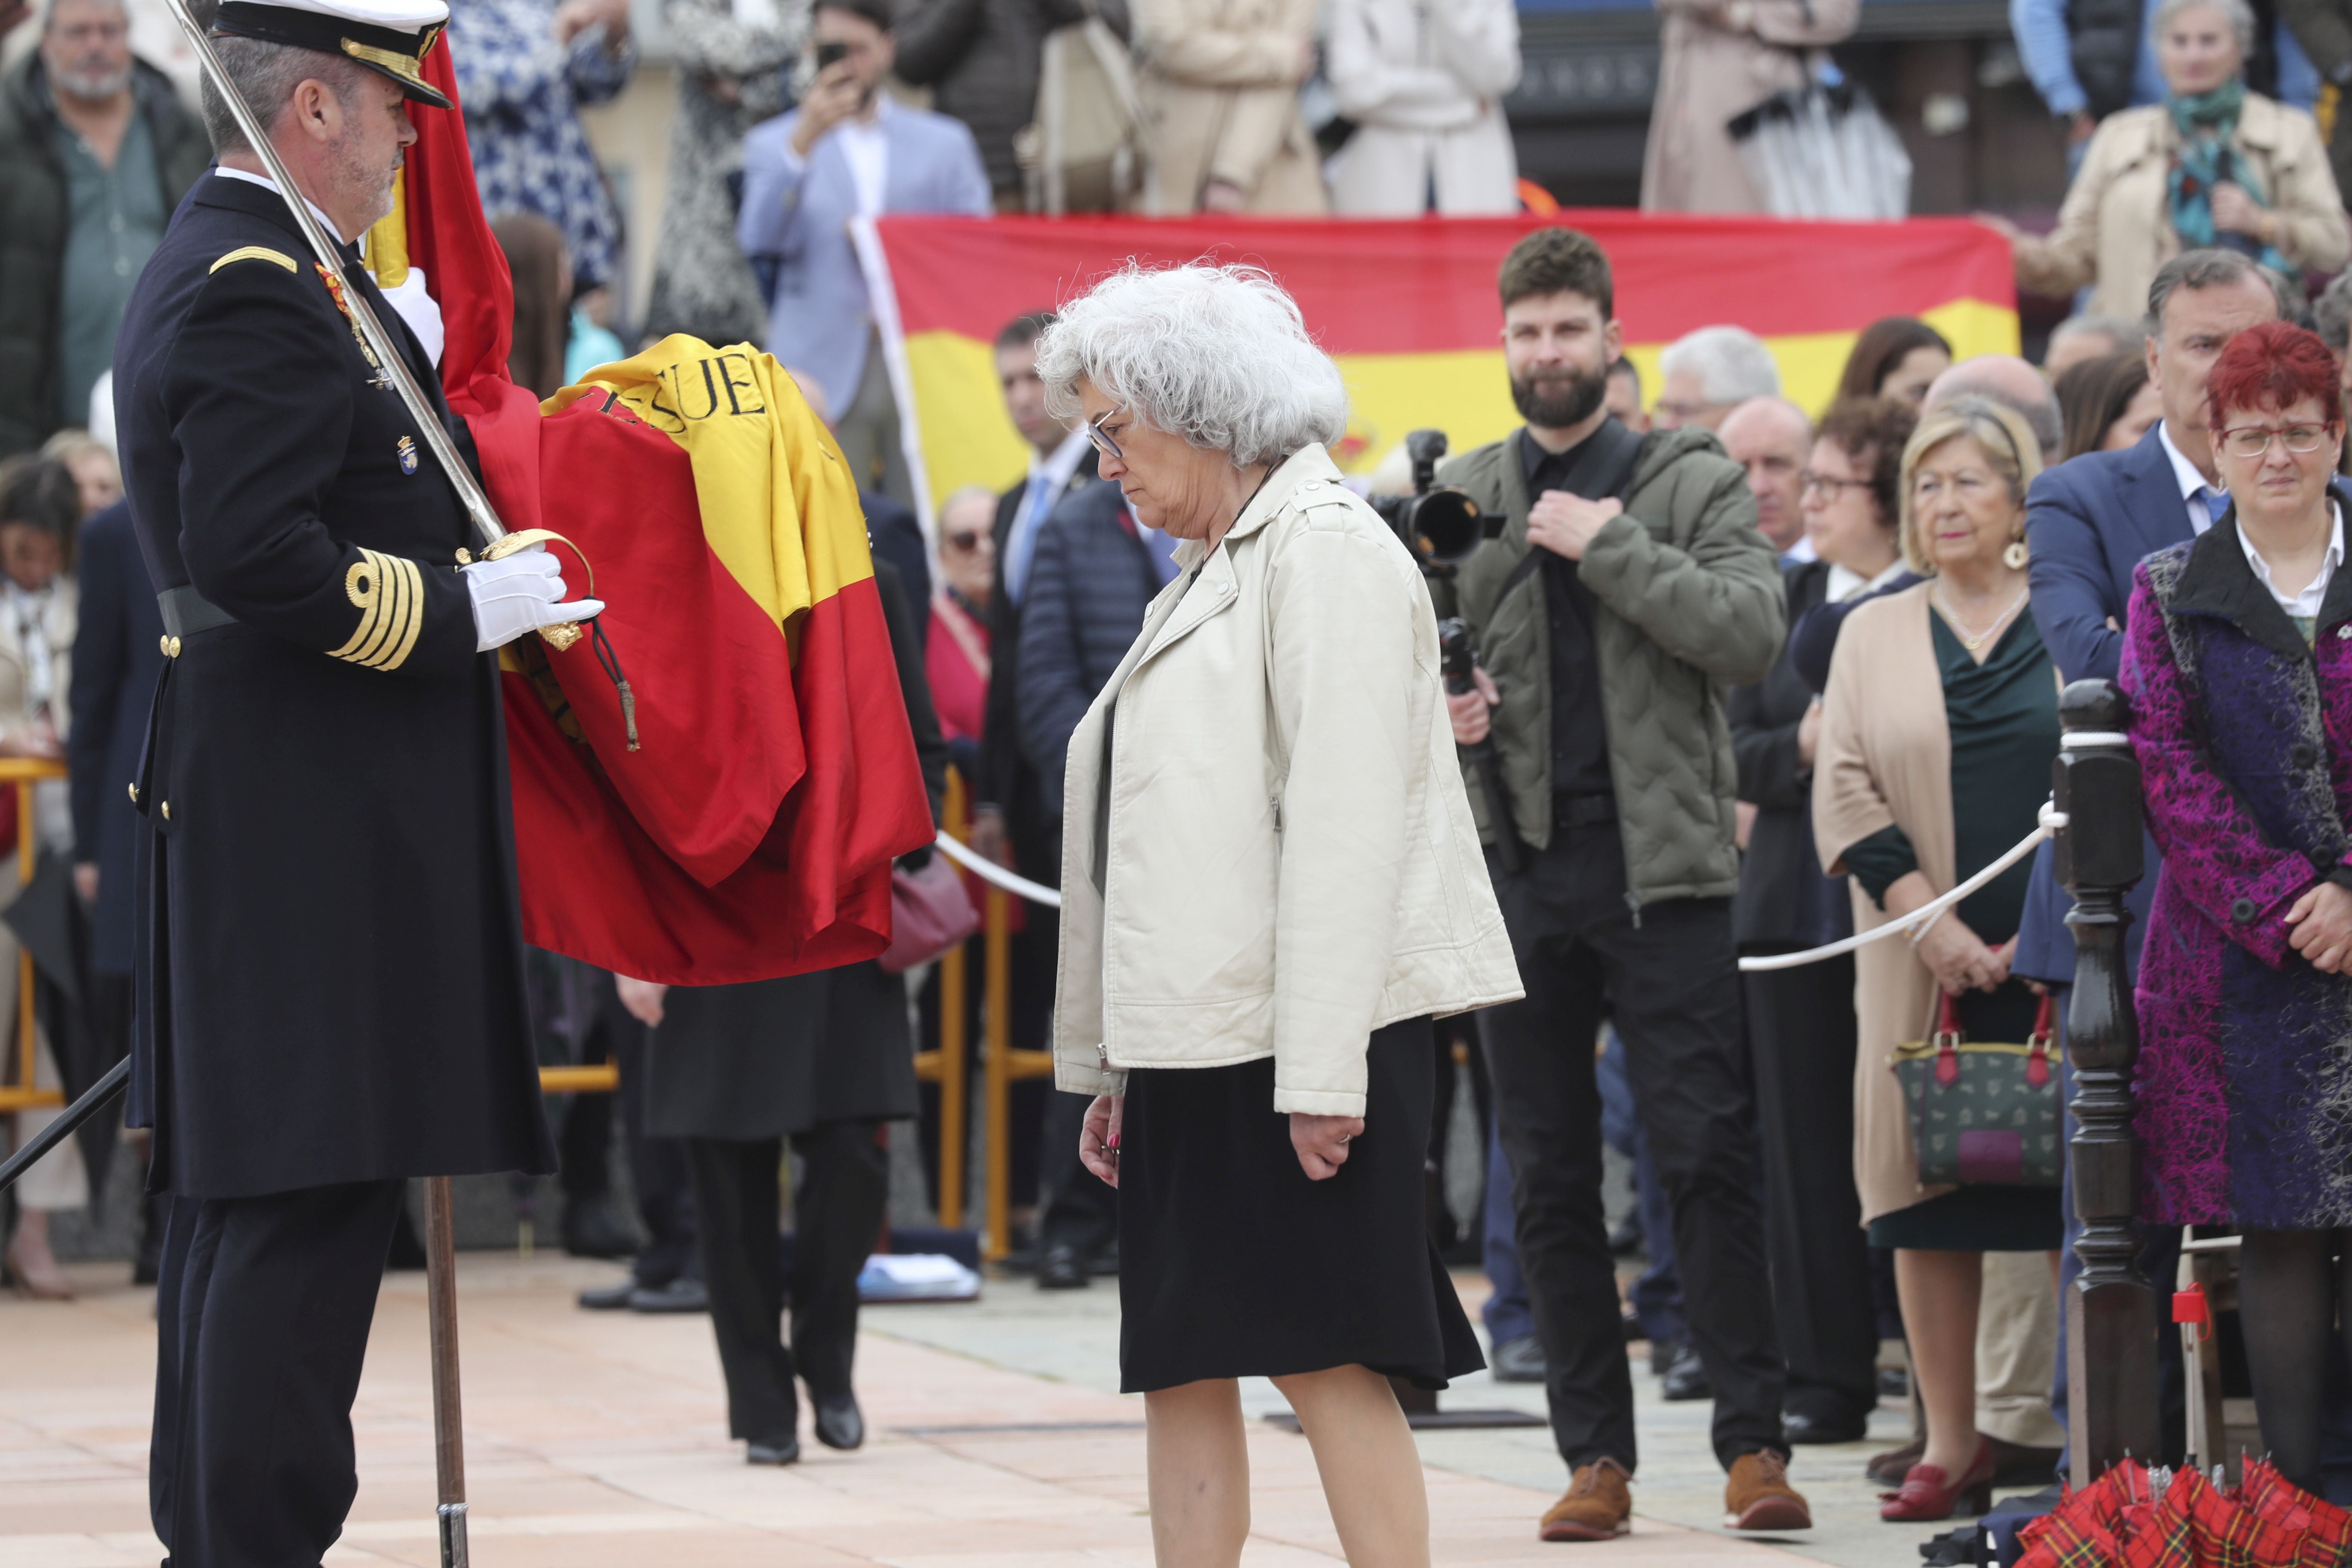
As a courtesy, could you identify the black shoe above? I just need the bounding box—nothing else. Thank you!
[578,1278,641,1311]
[1037,1243,1090,1290]
[1782,1409,1870,1445]
[1879,1366,1909,1400]
[628,1277,710,1313]
[560,1192,639,1260]
[1608,1214,1645,1257]
[1490,1335,1547,1383]
[746,1434,801,1465]
[814,1394,864,1451]
[1659,1341,1713,1402]
[1090,1240,1119,1277]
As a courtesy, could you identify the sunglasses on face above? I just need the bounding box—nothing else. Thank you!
[945,531,983,551]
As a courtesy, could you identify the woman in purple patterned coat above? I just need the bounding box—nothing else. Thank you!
[2122,318,2352,1497]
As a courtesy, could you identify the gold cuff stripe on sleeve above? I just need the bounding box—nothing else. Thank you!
[209,246,298,274]
[327,548,426,671]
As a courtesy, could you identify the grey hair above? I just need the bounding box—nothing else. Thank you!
[2049,312,2147,357]
[42,0,130,31]
[937,483,998,521]
[2153,0,2256,51]
[1035,263,1348,468]
[2316,272,2352,354]
[2146,248,2294,331]
[1658,325,1781,406]
[190,0,370,156]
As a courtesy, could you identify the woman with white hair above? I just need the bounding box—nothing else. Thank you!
[1985,0,2348,321]
[1040,263,1519,1565]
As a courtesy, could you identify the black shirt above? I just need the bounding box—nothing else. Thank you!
[1519,424,1623,804]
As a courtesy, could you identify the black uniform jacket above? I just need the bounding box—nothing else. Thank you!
[113,172,555,1197]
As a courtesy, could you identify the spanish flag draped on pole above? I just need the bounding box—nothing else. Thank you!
[367,45,934,984]
[852,213,2019,516]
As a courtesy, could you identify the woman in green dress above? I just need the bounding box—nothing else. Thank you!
[1813,395,2064,1522]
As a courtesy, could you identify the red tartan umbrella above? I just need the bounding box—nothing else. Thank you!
[2018,1459,2352,1568]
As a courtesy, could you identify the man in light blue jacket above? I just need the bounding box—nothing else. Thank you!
[738,0,990,504]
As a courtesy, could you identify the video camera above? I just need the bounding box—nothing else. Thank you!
[1369,430,1498,576]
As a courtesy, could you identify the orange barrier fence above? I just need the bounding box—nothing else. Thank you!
[0,758,70,1115]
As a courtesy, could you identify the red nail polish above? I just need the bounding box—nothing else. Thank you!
[1107,1132,1121,1151]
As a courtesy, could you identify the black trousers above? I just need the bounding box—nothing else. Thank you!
[151,1178,406,1567]
[687,1121,888,1441]
[1743,955,1879,1424]
[1480,824,1787,1473]
[607,973,698,1286]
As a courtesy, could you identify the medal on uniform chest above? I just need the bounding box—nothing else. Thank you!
[395,435,419,474]
[315,263,392,390]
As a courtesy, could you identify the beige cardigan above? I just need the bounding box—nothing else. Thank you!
[1132,0,1329,214]
[1812,581,1952,1226]
[2011,93,2349,322]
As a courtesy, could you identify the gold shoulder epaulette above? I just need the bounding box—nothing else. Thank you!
[209,246,298,275]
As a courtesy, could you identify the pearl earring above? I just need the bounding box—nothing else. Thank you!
[2003,539,2030,570]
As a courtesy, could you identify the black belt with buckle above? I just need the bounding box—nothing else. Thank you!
[157,585,238,640]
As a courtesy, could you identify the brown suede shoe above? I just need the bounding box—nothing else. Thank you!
[1868,1434,1925,1486]
[1540,1457,1633,1541]
[1724,1450,1812,1532]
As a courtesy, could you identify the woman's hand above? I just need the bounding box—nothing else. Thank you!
[615,976,668,1026]
[2286,881,2352,972]
[2211,181,2270,242]
[1914,909,2001,995]
[1200,177,1250,213]
[1290,1112,1364,1180]
[1080,1093,1124,1186]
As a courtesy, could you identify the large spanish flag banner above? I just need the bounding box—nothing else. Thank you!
[368,43,934,985]
[854,214,2018,517]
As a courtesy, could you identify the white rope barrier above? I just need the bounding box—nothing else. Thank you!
[1735,800,2067,972]
[936,801,2077,976]
[934,831,1066,908]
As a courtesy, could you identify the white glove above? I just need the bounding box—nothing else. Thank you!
[462,542,605,651]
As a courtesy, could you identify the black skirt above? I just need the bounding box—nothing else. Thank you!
[1115,1016,1485,1393]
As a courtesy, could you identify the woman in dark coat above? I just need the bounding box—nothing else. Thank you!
[626,557,947,1465]
[2122,320,2352,1499]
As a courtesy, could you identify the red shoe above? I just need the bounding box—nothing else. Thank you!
[1879,1436,1995,1522]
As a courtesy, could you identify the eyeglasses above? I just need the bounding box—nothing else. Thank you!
[2218,423,2337,458]
[945,530,983,551]
[1085,411,1123,462]
[1800,470,1869,498]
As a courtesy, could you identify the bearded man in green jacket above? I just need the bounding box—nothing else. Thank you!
[1434,226,1802,1544]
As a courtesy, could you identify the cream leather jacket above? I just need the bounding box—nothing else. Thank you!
[1051,444,1522,1116]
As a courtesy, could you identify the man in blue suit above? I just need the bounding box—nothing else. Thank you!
[738,0,991,506]
[2020,246,2286,1472]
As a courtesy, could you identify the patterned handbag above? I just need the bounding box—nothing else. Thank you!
[1890,991,2064,1188]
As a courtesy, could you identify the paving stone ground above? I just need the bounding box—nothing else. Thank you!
[0,1253,2030,1566]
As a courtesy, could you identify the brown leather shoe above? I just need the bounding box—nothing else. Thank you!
[1867,1434,1925,1485]
[1540,1457,1632,1541]
[1724,1449,1812,1532]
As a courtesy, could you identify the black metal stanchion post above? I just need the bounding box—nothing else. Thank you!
[2053,677,2158,1481]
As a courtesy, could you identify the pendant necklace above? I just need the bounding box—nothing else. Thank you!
[1936,582,2031,650]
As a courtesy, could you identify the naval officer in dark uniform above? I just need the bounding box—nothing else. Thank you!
[110,0,600,1558]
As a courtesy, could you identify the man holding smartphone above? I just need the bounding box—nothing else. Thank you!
[737,0,990,503]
